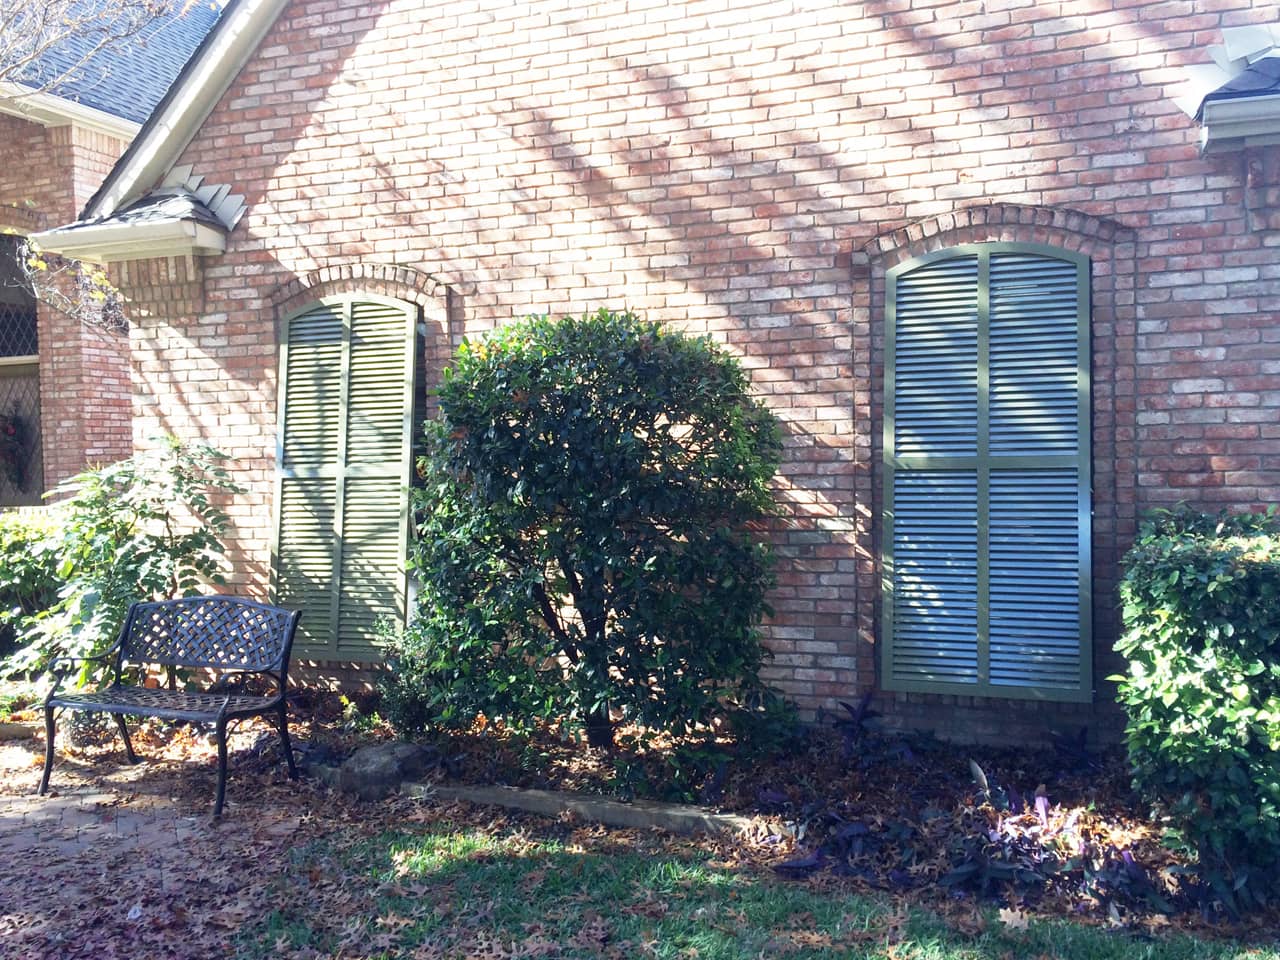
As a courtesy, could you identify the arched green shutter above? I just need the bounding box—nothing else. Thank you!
[882,245,1092,700]
[273,295,416,661]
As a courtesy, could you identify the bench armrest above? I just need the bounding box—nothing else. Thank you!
[45,641,123,697]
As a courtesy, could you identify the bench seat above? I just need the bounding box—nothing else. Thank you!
[47,687,280,724]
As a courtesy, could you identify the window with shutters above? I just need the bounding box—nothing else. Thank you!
[273,295,417,661]
[881,243,1092,701]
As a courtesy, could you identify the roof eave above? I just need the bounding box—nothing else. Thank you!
[1200,92,1280,152]
[83,0,289,221]
[0,83,140,140]
[29,219,227,263]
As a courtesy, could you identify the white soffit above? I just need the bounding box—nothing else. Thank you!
[30,218,226,263]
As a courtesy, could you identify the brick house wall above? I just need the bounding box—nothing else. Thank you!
[0,114,132,491]
[116,0,1280,742]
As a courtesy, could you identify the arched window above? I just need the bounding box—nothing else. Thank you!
[273,294,417,660]
[882,244,1092,700]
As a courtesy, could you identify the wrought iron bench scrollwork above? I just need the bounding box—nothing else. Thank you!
[38,595,302,816]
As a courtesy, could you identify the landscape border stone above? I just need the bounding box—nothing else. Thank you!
[0,721,37,742]
[402,781,759,836]
[305,759,758,836]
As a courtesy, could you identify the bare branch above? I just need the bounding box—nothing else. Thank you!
[16,239,128,333]
[0,0,179,98]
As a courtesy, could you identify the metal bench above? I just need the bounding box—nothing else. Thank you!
[38,595,302,817]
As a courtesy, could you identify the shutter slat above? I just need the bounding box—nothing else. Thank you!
[346,302,412,467]
[888,471,979,686]
[281,304,342,471]
[989,252,1081,457]
[275,478,336,651]
[892,255,979,458]
[988,468,1082,689]
[336,478,405,656]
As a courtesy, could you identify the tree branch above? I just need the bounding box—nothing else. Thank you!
[531,581,578,665]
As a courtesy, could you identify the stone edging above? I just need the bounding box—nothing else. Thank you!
[306,762,758,836]
[404,782,757,837]
[0,721,38,742]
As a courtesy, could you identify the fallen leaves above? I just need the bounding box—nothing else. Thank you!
[5,701,1280,960]
[997,906,1030,931]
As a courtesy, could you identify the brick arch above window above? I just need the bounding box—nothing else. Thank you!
[269,263,453,342]
[859,203,1137,270]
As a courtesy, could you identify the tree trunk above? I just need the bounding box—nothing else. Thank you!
[585,703,614,749]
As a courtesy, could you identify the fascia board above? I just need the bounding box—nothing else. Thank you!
[1201,93,1280,152]
[84,0,289,220]
[29,219,226,263]
[1202,92,1280,122]
[0,84,140,140]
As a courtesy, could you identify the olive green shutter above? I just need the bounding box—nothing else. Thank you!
[882,244,1092,700]
[274,296,416,660]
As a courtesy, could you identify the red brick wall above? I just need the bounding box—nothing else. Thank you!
[0,117,133,491]
[120,0,1280,742]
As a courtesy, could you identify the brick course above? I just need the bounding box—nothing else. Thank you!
[117,0,1279,742]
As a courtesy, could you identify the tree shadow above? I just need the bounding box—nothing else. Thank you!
[122,0,1224,723]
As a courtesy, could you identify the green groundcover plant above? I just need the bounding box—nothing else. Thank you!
[0,508,61,659]
[383,308,784,749]
[1115,506,1280,913]
[2,437,241,686]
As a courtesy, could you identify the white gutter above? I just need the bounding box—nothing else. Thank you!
[0,83,140,141]
[29,218,226,263]
[85,0,289,220]
[1200,92,1280,152]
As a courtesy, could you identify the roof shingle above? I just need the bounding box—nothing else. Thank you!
[16,1,221,124]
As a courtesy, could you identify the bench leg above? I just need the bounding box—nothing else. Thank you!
[113,714,140,764]
[213,717,229,818]
[38,705,55,795]
[277,701,298,780]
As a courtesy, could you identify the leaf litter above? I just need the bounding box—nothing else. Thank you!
[0,696,1277,958]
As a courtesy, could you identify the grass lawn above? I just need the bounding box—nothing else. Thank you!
[239,812,1279,960]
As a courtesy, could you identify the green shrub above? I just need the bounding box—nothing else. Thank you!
[382,308,783,749]
[2,438,242,686]
[1115,505,1280,911]
[0,509,61,659]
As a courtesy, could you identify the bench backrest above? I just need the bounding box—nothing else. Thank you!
[119,596,300,674]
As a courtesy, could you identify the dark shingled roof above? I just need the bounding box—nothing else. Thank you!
[1201,56,1280,109]
[53,187,224,233]
[16,2,221,125]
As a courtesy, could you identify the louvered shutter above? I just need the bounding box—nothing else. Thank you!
[882,245,1091,700]
[274,296,416,661]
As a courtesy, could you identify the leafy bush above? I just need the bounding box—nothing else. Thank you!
[383,308,783,748]
[2,438,242,685]
[1115,505,1280,911]
[0,509,62,659]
